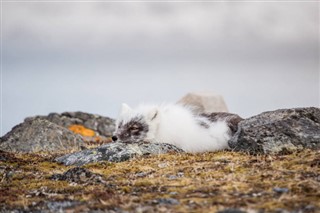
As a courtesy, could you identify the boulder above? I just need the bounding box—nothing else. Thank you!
[27,111,115,137]
[177,92,228,113]
[50,167,105,184]
[56,142,184,166]
[229,107,320,154]
[0,118,84,154]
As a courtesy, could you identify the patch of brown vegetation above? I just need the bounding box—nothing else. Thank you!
[0,150,319,212]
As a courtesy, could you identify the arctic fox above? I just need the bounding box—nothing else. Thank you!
[112,103,243,153]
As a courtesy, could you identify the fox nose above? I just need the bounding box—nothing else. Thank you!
[111,136,118,142]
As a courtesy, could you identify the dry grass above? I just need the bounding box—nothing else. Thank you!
[0,149,319,212]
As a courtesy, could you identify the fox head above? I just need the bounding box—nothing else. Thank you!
[112,103,160,143]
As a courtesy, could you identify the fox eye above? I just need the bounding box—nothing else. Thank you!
[130,125,139,130]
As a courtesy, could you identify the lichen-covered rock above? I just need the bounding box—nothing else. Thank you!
[26,111,115,137]
[28,200,88,213]
[56,142,184,166]
[50,167,105,184]
[0,118,84,154]
[229,107,320,154]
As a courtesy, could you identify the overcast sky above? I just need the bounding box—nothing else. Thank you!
[1,2,319,136]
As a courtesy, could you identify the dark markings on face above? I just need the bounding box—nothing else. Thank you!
[115,116,149,143]
[117,121,123,130]
[197,120,210,129]
[200,112,244,135]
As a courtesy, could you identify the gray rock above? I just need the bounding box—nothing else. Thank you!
[46,201,83,212]
[26,111,115,137]
[167,172,184,180]
[135,171,153,178]
[50,167,105,184]
[167,175,178,180]
[229,107,320,154]
[29,200,87,213]
[177,92,229,113]
[273,187,289,194]
[0,118,84,154]
[217,209,246,213]
[150,198,180,205]
[56,142,184,166]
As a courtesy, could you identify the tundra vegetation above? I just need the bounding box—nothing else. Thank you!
[0,148,319,212]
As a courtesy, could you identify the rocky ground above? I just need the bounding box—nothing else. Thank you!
[0,107,319,212]
[0,150,319,213]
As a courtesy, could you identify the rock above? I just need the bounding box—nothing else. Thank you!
[134,171,153,178]
[56,142,184,166]
[229,107,320,154]
[167,172,184,180]
[177,92,228,113]
[0,118,84,154]
[50,167,105,184]
[45,201,84,212]
[167,175,178,180]
[150,198,180,205]
[31,200,88,213]
[217,209,246,213]
[26,111,115,137]
[273,187,289,194]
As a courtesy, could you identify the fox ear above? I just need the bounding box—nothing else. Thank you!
[147,108,159,121]
[121,103,132,114]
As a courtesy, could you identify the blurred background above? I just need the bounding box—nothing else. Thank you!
[1,1,319,136]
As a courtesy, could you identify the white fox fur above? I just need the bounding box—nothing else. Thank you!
[113,103,231,153]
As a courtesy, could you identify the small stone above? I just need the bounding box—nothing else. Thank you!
[135,172,149,178]
[169,192,178,195]
[151,198,180,205]
[303,205,316,212]
[167,172,184,180]
[273,187,289,193]
[46,201,82,212]
[217,208,247,213]
[177,172,184,177]
[158,162,169,168]
[274,208,290,213]
[167,175,178,180]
